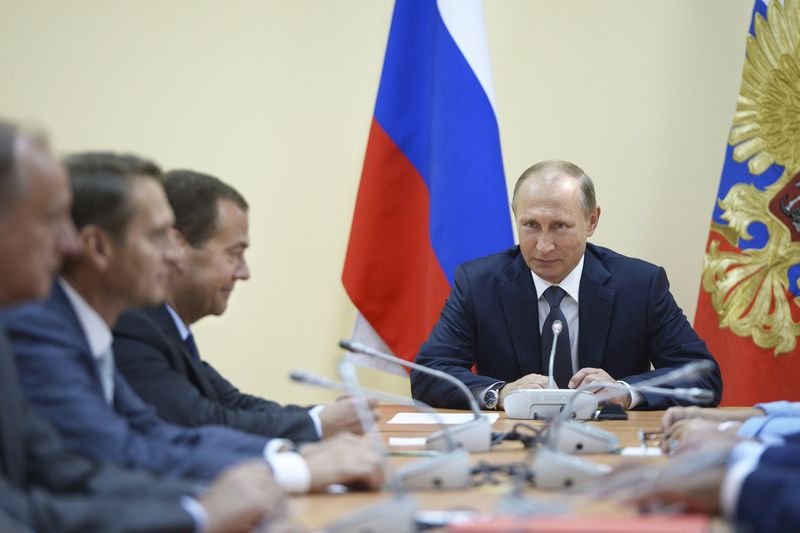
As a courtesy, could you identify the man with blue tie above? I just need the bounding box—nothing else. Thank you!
[112,169,377,442]
[411,159,722,411]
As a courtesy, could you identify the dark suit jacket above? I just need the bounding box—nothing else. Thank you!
[737,464,800,533]
[736,438,800,533]
[0,282,272,482]
[113,304,318,442]
[410,244,722,409]
[0,328,196,532]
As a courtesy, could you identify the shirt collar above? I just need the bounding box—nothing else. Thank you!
[164,303,191,341]
[530,254,585,303]
[58,278,113,360]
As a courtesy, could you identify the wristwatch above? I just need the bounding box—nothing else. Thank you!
[483,383,505,410]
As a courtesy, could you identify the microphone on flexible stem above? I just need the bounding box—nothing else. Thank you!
[308,359,470,533]
[546,320,563,389]
[503,320,598,421]
[290,362,419,533]
[340,339,493,453]
[290,364,472,492]
[531,361,717,490]
[289,369,456,451]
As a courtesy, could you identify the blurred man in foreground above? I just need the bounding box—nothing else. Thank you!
[0,151,384,494]
[0,120,283,532]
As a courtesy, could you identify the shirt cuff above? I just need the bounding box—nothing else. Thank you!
[616,380,641,409]
[754,400,793,416]
[720,442,767,521]
[180,496,208,533]
[308,405,325,438]
[263,439,311,494]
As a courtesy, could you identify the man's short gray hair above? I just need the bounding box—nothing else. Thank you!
[512,159,597,217]
[0,120,48,215]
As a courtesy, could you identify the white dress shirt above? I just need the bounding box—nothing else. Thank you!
[59,278,115,404]
[530,256,641,408]
[531,256,583,375]
[164,304,325,438]
[60,280,208,530]
[163,304,316,493]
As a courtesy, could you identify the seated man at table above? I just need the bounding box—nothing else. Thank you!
[411,160,722,411]
[616,426,800,533]
[0,120,282,532]
[112,169,376,442]
[661,402,800,449]
[0,151,384,493]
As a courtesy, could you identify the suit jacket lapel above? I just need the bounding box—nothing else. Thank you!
[51,282,105,390]
[499,252,542,376]
[578,247,615,369]
[148,305,219,400]
[0,329,26,485]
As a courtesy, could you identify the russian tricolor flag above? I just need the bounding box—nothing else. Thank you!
[342,0,513,364]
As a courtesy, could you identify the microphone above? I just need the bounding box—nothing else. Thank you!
[503,318,602,421]
[291,364,472,491]
[530,361,717,490]
[290,369,456,451]
[340,339,493,453]
[340,339,482,418]
[634,385,716,404]
[326,493,418,533]
[316,360,421,533]
[546,320,563,389]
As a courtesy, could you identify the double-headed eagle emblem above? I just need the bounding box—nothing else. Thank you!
[704,0,800,354]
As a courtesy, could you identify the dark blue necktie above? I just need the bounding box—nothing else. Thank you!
[541,286,573,389]
[184,333,201,362]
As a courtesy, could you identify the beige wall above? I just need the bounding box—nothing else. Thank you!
[0,1,753,404]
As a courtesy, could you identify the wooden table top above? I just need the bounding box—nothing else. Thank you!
[288,404,685,530]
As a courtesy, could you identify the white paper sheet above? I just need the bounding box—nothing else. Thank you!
[388,437,427,447]
[386,412,499,425]
[620,446,663,456]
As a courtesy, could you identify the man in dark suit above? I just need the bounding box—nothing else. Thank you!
[0,120,282,532]
[603,426,800,532]
[1,151,384,493]
[411,160,721,410]
[113,170,375,443]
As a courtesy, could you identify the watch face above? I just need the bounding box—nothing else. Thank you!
[485,389,499,409]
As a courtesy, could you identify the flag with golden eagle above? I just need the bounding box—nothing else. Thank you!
[696,0,800,405]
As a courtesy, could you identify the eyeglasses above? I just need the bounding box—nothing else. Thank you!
[638,429,667,450]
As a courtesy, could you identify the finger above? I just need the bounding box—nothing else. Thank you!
[661,408,681,431]
[568,368,590,388]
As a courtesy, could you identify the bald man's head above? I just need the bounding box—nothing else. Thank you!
[0,120,78,306]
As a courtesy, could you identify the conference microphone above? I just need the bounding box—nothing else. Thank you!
[531,361,717,490]
[504,320,598,421]
[289,369,457,451]
[634,385,716,404]
[546,320,563,389]
[308,366,419,533]
[340,339,493,453]
[290,364,472,492]
[547,362,718,454]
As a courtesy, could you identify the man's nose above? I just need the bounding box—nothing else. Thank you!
[536,233,554,253]
[235,258,250,281]
[57,218,80,257]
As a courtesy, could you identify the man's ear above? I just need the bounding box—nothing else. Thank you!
[78,225,115,272]
[586,206,601,237]
[169,228,190,274]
